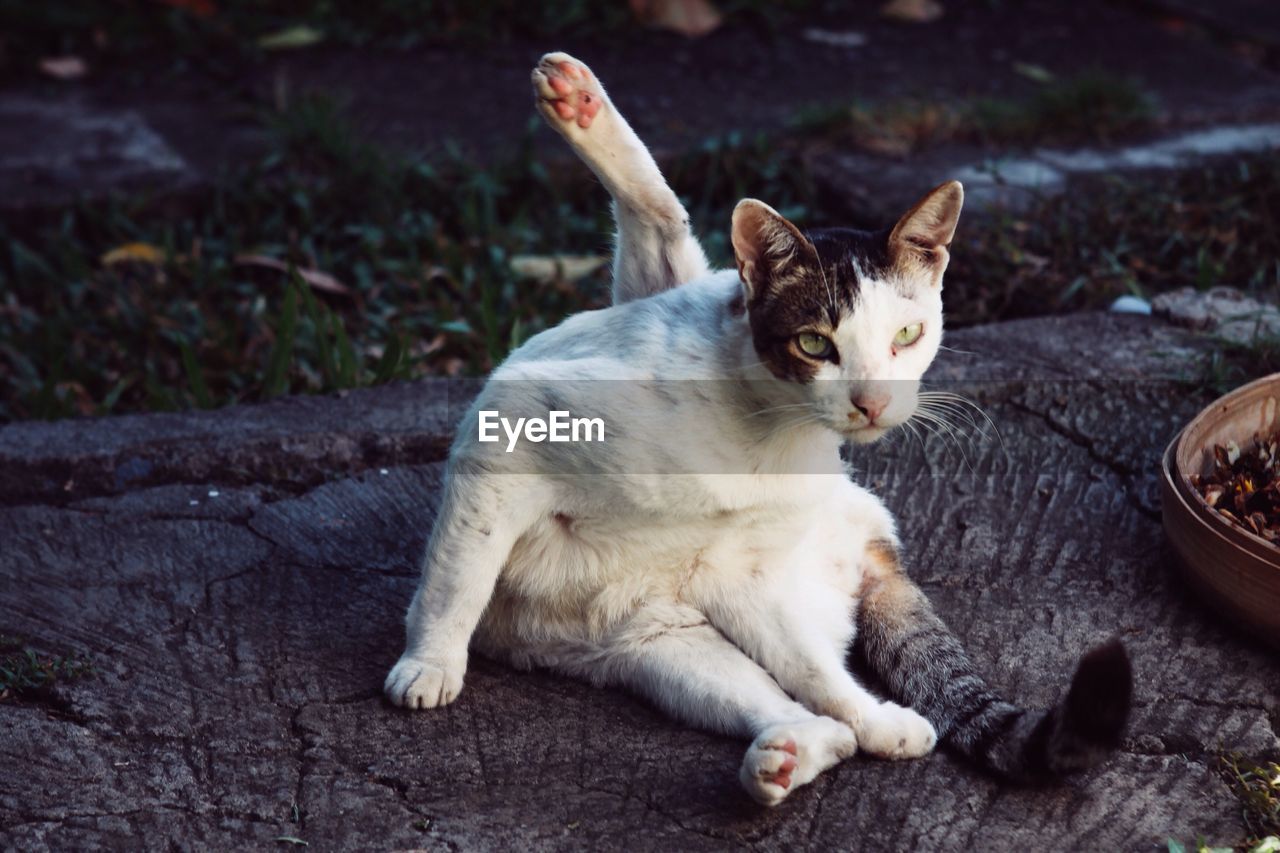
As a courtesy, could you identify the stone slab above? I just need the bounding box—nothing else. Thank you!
[1,314,1277,851]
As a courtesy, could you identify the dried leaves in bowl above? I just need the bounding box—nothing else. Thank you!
[1189,431,1280,545]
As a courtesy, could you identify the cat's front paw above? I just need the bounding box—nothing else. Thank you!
[855,702,937,760]
[384,654,465,710]
[532,52,606,131]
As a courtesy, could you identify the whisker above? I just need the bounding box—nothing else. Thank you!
[911,408,977,473]
[918,390,1005,452]
[917,400,987,438]
[743,402,816,419]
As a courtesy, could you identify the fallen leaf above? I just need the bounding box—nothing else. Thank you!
[39,57,88,80]
[234,255,352,296]
[629,0,722,37]
[102,242,165,266]
[258,25,325,50]
[881,0,943,24]
[510,254,608,284]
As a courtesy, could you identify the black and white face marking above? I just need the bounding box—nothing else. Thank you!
[730,182,964,442]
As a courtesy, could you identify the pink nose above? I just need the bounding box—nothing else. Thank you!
[850,395,889,424]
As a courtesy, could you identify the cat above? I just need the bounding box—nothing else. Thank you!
[384,52,1132,806]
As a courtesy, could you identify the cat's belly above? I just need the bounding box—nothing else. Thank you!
[472,476,888,660]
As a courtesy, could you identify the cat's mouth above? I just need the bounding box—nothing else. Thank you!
[843,423,892,444]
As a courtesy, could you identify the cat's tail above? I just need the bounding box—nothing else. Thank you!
[854,540,1132,781]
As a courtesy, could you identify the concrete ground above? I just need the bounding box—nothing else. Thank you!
[3,312,1277,850]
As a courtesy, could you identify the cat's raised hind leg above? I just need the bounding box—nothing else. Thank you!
[532,52,710,304]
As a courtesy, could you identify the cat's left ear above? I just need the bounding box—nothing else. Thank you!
[731,199,818,302]
[888,180,964,288]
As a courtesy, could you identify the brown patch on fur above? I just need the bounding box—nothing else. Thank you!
[727,287,746,317]
[731,200,836,383]
[858,537,904,597]
[858,537,931,630]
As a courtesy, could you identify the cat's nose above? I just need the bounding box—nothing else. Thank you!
[850,393,889,424]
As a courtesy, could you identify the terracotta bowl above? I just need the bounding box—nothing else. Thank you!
[1161,373,1280,647]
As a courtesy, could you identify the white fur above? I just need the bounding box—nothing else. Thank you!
[386,53,946,805]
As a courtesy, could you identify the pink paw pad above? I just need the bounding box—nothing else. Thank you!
[762,738,798,789]
[543,62,602,129]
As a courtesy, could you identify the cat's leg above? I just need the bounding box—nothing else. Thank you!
[531,52,710,304]
[577,609,856,806]
[696,486,937,761]
[699,578,938,762]
[385,470,546,709]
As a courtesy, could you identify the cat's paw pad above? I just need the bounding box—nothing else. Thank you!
[384,655,465,710]
[532,52,606,130]
[740,735,800,807]
[856,702,937,760]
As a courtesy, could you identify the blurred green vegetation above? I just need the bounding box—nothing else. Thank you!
[1,85,1277,422]
[0,93,816,420]
[793,70,1158,154]
[0,634,95,702]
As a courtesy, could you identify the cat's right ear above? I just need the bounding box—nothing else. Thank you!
[887,180,964,288]
[731,199,815,301]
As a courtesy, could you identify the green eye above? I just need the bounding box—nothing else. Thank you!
[796,332,834,359]
[894,323,923,347]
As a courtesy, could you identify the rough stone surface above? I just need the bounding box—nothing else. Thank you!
[816,122,1280,218]
[2,313,1278,851]
[1152,285,1280,344]
[0,96,198,210]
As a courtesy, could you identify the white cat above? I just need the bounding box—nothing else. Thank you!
[385,52,1131,806]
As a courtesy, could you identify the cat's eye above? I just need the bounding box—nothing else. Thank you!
[893,323,924,348]
[796,332,834,359]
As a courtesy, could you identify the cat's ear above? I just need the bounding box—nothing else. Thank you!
[731,199,817,301]
[887,180,963,287]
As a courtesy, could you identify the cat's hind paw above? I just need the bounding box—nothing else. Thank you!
[855,702,937,760]
[740,735,799,806]
[740,718,857,807]
[532,52,606,131]
[384,654,465,710]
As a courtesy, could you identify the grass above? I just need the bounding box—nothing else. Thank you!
[1168,754,1280,853]
[944,153,1280,328]
[0,94,816,421]
[1221,753,1280,846]
[0,635,95,702]
[0,89,1277,423]
[1192,335,1280,396]
[793,70,1158,157]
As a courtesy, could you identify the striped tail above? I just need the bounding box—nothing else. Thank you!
[855,540,1132,781]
